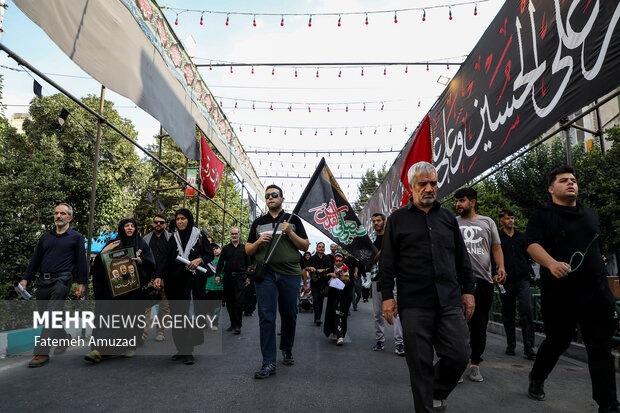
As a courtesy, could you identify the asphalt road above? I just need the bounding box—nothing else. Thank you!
[0,299,610,412]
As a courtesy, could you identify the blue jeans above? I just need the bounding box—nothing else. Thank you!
[254,269,301,365]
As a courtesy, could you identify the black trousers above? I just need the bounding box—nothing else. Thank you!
[311,281,325,322]
[34,274,73,355]
[352,277,362,309]
[223,273,245,328]
[500,280,535,353]
[531,305,617,407]
[468,280,494,364]
[400,306,470,413]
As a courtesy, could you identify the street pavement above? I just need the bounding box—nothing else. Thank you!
[0,298,610,412]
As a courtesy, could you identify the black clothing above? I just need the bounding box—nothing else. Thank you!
[33,273,73,356]
[344,256,359,275]
[500,229,535,284]
[174,208,195,250]
[308,253,333,321]
[323,264,354,338]
[468,280,494,365]
[526,201,617,408]
[215,243,251,276]
[500,280,535,354]
[379,200,474,309]
[526,202,614,312]
[216,243,250,329]
[22,227,88,284]
[147,232,169,272]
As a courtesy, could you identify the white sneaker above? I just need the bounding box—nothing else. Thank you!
[468,364,484,382]
[210,325,219,331]
[457,375,464,384]
[432,399,446,412]
[336,337,344,346]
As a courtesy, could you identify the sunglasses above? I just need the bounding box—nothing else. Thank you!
[153,220,166,225]
[265,192,280,200]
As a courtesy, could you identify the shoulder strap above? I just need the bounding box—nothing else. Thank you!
[263,213,289,264]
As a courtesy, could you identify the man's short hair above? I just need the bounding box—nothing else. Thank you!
[499,209,514,219]
[154,213,166,221]
[316,242,325,248]
[58,202,73,216]
[372,212,386,220]
[407,161,437,187]
[454,187,477,201]
[266,184,283,197]
[548,165,575,186]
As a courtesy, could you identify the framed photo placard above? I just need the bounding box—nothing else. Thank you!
[101,247,140,297]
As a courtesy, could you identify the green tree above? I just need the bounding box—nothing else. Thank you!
[353,166,387,213]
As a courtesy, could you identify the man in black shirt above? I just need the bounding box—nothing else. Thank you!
[305,242,333,325]
[343,250,362,312]
[216,227,250,335]
[20,203,88,367]
[525,166,618,412]
[379,162,474,412]
[246,184,309,379]
[498,209,536,359]
[142,213,171,342]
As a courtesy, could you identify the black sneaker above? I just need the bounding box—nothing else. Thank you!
[183,355,195,365]
[234,328,241,335]
[314,320,322,326]
[254,363,276,379]
[282,350,294,366]
[171,353,184,361]
[524,350,537,360]
[505,347,516,356]
[528,373,545,401]
[599,400,620,413]
[226,326,235,332]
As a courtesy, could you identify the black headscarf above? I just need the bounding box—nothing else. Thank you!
[174,208,195,249]
[116,218,139,248]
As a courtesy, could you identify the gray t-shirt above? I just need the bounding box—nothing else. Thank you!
[456,215,501,283]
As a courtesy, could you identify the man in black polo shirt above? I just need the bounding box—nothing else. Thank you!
[305,242,333,326]
[498,209,536,360]
[20,203,88,367]
[246,184,309,379]
[216,226,251,335]
[379,162,474,412]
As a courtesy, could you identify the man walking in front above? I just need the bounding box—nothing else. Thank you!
[246,185,309,379]
[380,162,474,412]
[370,212,404,356]
[142,213,171,342]
[20,203,88,367]
[216,227,251,335]
[498,209,537,360]
[455,187,506,382]
[525,165,618,412]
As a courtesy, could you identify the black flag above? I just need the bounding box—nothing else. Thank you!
[293,158,377,268]
[33,80,42,98]
[57,108,69,127]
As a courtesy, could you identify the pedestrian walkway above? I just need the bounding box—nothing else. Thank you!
[0,299,609,412]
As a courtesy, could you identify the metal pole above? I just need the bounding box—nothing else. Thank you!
[86,85,106,277]
[195,142,202,228]
[563,126,572,166]
[182,158,188,209]
[156,125,163,207]
[220,165,229,245]
[594,99,606,154]
[239,180,244,236]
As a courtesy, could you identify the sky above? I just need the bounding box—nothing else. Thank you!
[0,0,506,251]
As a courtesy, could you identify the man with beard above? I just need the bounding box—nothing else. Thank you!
[370,212,404,356]
[20,203,88,367]
[142,214,171,342]
[455,187,506,383]
[380,162,474,412]
[525,166,618,412]
[216,227,251,335]
[304,242,333,326]
[246,185,309,379]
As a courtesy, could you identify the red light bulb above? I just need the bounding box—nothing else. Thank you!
[225,15,229,25]
[365,14,369,25]
[280,15,284,26]
[394,11,398,23]
[175,15,178,25]
[253,16,256,27]
[308,15,312,27]
[200,15,203,25]
[422,9,426,21]
[337,15,341,27]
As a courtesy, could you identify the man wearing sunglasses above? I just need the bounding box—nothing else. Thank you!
[525,165,618,412]
[142,214,171,342]
[246,185,309,379]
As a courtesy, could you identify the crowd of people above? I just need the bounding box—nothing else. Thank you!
[18,163,619,412]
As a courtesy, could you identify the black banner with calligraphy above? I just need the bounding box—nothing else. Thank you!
[294,158,377,268]
[431,0,620,197]
[360,0,620,225]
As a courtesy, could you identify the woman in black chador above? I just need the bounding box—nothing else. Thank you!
[323,252,354,346]
[154,209,213,365]
[85,218,155,363]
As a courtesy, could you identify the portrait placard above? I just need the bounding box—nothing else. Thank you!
[101,247,140,297]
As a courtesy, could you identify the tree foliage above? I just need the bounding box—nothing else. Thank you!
[353,165,387,213]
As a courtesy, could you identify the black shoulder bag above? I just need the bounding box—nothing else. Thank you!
[247,213,288,283]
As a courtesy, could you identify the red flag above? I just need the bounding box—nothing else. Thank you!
[399,115,432,206]
[200,133,225,198]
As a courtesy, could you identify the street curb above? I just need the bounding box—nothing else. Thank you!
[487,321,620,370]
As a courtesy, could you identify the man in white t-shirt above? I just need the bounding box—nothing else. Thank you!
[455,187,506,383]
